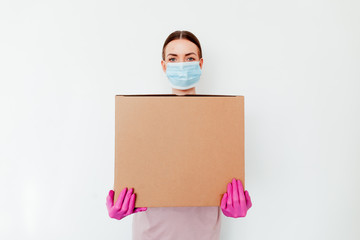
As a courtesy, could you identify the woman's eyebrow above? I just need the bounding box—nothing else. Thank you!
[166,52,197,57]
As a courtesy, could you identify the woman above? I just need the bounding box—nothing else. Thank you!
[106,30,252,240]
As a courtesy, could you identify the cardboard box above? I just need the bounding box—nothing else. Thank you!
[114,94,244,207]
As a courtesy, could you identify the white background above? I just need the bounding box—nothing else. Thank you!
[1,0,359,239]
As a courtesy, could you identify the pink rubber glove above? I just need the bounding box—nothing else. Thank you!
[106,187,147,220]
[221,178,252,218]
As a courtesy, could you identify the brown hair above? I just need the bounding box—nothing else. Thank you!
[162,30,202,60]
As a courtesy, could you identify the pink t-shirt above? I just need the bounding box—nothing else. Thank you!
[132,206,221,240]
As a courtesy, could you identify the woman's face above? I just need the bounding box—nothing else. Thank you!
[161,39,203,73]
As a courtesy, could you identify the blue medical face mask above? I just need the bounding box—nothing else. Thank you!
[165,61,202,90]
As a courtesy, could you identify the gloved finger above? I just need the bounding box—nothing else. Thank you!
[121,188,134,212]
[232,178,240,207]
[134,207,147,213]
[220,192,228,210]
[227,182,233,207]
[237,179,246,206]
[115,187,127,209]
[245,190,252,209]
[126,193,136,215]
[106,190,114,210]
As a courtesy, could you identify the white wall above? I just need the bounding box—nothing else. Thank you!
[1,0,359,239]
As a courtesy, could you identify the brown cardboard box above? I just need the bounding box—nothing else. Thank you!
[114,94,244,207]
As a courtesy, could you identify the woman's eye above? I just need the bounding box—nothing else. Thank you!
[169,58,176,62]
[187,57,195,61]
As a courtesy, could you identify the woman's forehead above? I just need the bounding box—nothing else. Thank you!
[165,39,199,56]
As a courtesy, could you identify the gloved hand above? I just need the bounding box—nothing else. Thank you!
[106,187,147,220]
[220,178,252,218]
